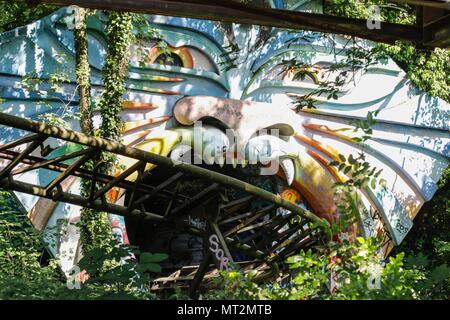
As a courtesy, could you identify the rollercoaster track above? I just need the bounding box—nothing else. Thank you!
[0,111,328,295]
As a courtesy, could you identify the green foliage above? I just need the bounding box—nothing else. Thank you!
[324,0,450,102]
[287,38,386,111]
[98,11,134,143]
[395,166,450,298]
[79,11,135,253]
[0,190,166,299]
[0,191,56,280]
[208,237,449,300]
[0,1,57,32]
[203,268,265,300]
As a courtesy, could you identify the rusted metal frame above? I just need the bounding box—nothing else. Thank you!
[163,181,181,218]
[423,13,450,46]
[92,160,145,200]
[0,112,330,235]
[0,136,47,180]
[224,204,276,237]
[0,133,43,153]
[44,149,97,194]
[239,213,298,245]
[0,177,164,221]
[11,147,94,175]
[218,209,258,225]
[133,172,184,207]
[257,222,307,252]
[0,151,187,203]
[187,251,212,299]
[219,195,253,213]
[267,229,315,260]
[265,229,311,256]
[224,237,265,259]
[170,183,220,216]
[0,150,174,199]
[388,0,450,10]
[235,218,274,234]
[272,236,317,263]
[126,162,147,212]
[32,0,422,45]
[255,219,308,249]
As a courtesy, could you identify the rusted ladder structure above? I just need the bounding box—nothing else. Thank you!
[0,112,330,294]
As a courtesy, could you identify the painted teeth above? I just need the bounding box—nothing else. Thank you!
[280,158,295,185]
[216,156,225,167]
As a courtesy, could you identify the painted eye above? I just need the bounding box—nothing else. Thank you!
[148,44,194,68]
[153,52,185,67]
[283,65,320,84]
[134,40,219,73]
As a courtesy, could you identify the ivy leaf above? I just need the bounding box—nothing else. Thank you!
[348,154,356,164]
[405,253,429,268]
[138,262,162,273]
[430,264,450,283]
[140,252,168,264]
[370,178,376,189]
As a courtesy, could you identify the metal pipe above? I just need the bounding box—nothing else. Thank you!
[0,111,331,235]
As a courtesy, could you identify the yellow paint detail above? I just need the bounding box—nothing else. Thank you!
[118,130,181,183]
[123,116,172,132]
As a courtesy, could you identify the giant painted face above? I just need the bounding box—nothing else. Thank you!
[0,2,449,275]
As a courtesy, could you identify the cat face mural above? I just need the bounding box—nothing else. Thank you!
[0,2,448,275]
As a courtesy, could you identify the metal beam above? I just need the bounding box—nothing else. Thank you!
[0,178,164,221]
[0,111,331,234]
[389,0,450,10]
[30,0,423,45]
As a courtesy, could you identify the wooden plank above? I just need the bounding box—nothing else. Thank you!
[389,0,450,10]
[33,0,422,45]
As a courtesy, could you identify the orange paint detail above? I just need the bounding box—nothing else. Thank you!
[152,88,181,95]
[307,150,344,183]
[280,188,302,204]
[122,101,159,110]
[107,187,120,203]
[275,166,336,222]
[295,133,339,160]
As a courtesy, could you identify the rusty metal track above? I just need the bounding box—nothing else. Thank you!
[0,112,330,232]
[0,112,330,294]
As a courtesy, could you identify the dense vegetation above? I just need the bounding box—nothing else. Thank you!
[0,0,448,299]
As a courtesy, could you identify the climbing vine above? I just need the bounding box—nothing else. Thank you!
[74,7,94,136]
[78,11,135,254]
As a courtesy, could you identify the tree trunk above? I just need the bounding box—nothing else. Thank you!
[74,7,93,135]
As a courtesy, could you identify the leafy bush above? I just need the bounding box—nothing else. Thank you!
[207,237,449,300]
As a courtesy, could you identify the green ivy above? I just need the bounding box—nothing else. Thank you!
[324,0,450,102]
[79,11,135,254]
[0,2,57,32]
